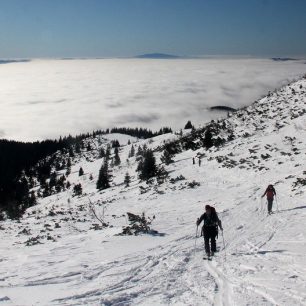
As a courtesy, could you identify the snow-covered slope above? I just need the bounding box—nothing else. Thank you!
[0,77,306,306]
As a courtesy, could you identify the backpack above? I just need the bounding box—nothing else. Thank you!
[266,187,275,199]
[203,208,218,227]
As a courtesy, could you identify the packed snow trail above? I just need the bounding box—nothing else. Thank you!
[1,77,306,305]
[1,174,305,305]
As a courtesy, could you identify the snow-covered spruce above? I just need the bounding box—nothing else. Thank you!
[0,77,306,305]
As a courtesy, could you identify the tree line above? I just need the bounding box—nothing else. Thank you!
[0,126,173,219]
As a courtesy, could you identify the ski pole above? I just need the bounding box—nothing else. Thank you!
[194,225,199,254]
[221,230,227,262]
[203,238,206,258]
[276,196,279,212]
[260,198,265,216]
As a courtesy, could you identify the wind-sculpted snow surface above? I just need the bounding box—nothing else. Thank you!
[0,78,306,305]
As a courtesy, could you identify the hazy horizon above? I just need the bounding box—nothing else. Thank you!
[1,54,306,60]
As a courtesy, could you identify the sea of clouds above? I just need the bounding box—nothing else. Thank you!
[0,58,305,141]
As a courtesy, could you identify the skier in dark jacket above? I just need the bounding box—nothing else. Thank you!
[196,205,223,257]
[262,184,276,214]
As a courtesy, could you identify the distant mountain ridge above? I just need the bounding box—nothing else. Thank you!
[135,53,181,59]
[271,57,297,62]
[0,59,30,64]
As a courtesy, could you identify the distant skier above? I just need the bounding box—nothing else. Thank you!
[196,205,223,257]
[198,158,201,167]
[262,184,276,214]
[193,157,195,165]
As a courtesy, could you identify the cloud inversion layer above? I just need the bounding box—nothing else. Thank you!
[0,58,305,141]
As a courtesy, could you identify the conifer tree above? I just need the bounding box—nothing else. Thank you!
[136,145,143,156]
[105,144,111,159]
[99,147,105,158]
[161,148,174,165]
[156,166,168,184]
[73,183,83,196]
[124,172,131,187]
[129,144,135,158]
[49,172,57,188]
[68,147,74,157]
[184,120,194,129]
[43,183,51,197]
[114,147,121,166]
[66,167,71,176]
[203,128,213,149]
[66,158,72,176]
[111,140,120,148]
[137,149,157,181]
[97,159,111,190]
[79,167,84,176]
[75,143,81,153]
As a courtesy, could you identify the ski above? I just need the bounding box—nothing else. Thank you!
[203,256,213,260]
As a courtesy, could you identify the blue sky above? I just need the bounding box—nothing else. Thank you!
[0,0,305,58]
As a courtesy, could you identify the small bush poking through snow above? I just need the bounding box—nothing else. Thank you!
[187,180,201,188]
[119,212,155,236]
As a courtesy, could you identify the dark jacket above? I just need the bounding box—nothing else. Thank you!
[197,211,222,230]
